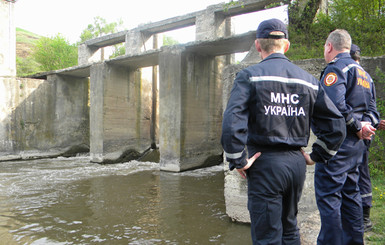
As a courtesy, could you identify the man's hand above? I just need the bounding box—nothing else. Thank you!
[378,120,385,130]
[357,121,376,140]
[236,152,261,179]
[301,149,315,165]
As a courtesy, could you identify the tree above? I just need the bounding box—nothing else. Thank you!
[109,44,125,59]
[285,0,385,59]
[162,35,179,46]
[80,16,123,42]
[80,16,124,60]
[32,34,77,71]
[327,0,385,55]
[287,0,325,32]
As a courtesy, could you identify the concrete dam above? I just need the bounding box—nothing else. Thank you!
[1,0,287,171]
[1,0,385,242]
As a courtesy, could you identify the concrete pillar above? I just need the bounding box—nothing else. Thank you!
[159,46,223,172]
[90,62,152,163]
[125,30,151,56]
[222,63,250,222]
[151,35,159,148]
[78,43,101,65]
[158,46,183,171]
[195,6,229,41]
[90,63,105,162]
[0,0,16,77]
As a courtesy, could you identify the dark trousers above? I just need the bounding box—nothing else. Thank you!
[247,150,306,245]
[358,141,372,208]
[315,135,364,245]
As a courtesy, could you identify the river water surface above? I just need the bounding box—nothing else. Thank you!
[0,157,251,244]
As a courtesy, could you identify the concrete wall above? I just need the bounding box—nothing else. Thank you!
[90,62,153,163]
[0,76,89,158]
[0,0,16,77]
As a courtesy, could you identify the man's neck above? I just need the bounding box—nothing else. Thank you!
[261,50,284,60]
[329,50,349,62]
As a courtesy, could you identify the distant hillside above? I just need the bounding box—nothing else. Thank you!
[16,28,42,76]
[16,27,41,58]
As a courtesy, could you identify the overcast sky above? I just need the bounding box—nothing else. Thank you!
[14,0,287,44]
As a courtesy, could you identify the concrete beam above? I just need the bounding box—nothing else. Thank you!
[138,12,197,35]
[28,64,91,79]
[107,50,159,69]
[83,31,128,48]
[29,31,255,80]
[186,31,256,55]
[77,0,281,50]
[216,0,283,17]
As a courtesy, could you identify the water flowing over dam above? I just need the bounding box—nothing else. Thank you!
[1,0,385,244]
[0,157,252,244]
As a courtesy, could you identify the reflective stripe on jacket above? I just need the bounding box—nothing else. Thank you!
[320,52,380,134]
[221,53,346,170]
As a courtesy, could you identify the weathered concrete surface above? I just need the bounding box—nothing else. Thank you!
[89,62,153,163]
[158,46,225,172]
[77,0,283,65]
[0,76,89,158]
[361,56,385,101]
[0,0,16,77]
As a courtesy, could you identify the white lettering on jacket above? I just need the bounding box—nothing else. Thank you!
[265,92,305,116]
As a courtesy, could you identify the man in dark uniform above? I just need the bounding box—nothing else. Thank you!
[316,30,380,245]
[221,19,346,245]
[350,43,380,232]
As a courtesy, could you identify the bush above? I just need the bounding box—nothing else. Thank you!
[33,34,78,71]
[287,0,385,60]
[16,56,42,77]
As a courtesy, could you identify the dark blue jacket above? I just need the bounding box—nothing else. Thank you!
[221,53,346,170]
[320,53,380,135]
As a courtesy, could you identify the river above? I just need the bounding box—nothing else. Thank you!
[0,157,251,244]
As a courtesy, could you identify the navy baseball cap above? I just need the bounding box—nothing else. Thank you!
[350,44,361,55]
[256,18,288,39]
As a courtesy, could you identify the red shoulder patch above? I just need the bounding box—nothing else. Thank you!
[324,72,338,86]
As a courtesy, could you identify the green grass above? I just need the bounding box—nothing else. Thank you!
[16,27,41,44]
[364,166,385,244]
[16,28,43,76]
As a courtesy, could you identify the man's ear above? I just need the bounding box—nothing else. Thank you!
[255,40,262,52]
[325,42,332,54]
[284,41,290,53]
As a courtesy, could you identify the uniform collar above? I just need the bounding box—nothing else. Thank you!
[330,52,351,64]
[261,53,289,63]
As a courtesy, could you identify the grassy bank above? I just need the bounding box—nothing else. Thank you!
[365,167,385,244]
[16,28,42,76]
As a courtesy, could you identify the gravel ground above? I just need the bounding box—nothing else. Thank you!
[298,211,320,245]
